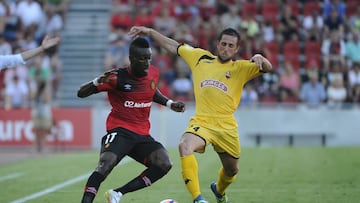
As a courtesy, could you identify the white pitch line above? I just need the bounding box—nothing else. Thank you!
[0,172,23,182]
[9,157,132,203]
[9,172,91,203]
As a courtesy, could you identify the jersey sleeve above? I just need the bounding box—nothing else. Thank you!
[178,44,212,70]
[237,60,263,83]
[0,54,26,70]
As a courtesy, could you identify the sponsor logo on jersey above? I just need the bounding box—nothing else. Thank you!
[200,79,228,92]
[124,101,152,108]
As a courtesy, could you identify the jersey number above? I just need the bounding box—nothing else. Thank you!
[104,132,117,144]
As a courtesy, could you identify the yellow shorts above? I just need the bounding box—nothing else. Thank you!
[184,118,241,159]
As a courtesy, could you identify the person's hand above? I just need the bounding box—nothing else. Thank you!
[250,54,264,71]
[170,101,185,112]
[128,26,151,38]
[41,35,60,50]
[98,69,117,83]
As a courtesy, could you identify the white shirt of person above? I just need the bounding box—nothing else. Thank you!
[0,54,26,70]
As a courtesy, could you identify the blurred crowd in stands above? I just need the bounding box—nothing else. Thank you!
[1,0,360,110]
[0,0,67,110]
[107,0,360,109]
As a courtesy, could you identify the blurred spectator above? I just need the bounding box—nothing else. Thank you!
[300,71,326,108]
[133,6,154,27]
[46,0,69,23]
[348,63,360,103]
[261,20,276,42]
[42,4,63,37]
[321,30,346,71]
[0,0,8,33]
[323,0,346,20]
[323,8,344,37]
[152,0,176,18]
[326,61,345,85]
[16,0,43,33]
[29,55,53,153]
[345,31,360,66]
[278,4,299,42]
[103,32,129,70]
[110,6,132,31]
[240,12,260,38]
[4,74,29,110]
[220,6,241,30]
[49,51,62,100]
[18,31,37,52]
[240,83,258,107]
[197,0,216,22]
[151,48,173,84]
[174,2,199,28]
[171,70,193,102]
[2,0,22,42]
[348,6,360,33]
[278,60,300,102]
[0,33,12,54]
[153,7,177,38]
[301,11,324,42]
[326,74,347,109]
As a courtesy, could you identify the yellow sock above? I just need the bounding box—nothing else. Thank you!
[216,167,236,195]
[181,154,200,199]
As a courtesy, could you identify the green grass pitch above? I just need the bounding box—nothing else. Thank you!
[1,147,359,203]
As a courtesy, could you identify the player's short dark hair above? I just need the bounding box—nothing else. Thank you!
[130,37,150,49]
[217,28,241,45]
[129,37,150,56]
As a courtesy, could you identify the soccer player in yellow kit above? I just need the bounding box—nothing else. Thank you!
[129,26,272,203]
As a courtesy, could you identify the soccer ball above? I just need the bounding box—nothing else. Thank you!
[160,199,178,203]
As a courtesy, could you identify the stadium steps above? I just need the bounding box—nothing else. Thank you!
[57,0,111,107]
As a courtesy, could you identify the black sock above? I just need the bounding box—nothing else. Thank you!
[81,172,105,203]
[114,165,168,194]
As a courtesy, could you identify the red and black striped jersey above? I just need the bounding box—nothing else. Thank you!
[96,66,159,136]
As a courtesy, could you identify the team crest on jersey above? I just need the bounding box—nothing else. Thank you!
[124,83,132,91]
[225,71,231,79]
[150,80,156,90]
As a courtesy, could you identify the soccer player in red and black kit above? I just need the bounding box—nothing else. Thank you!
[78,37,185,203]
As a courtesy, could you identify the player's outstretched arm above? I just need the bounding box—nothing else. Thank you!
[128,26,179,55]
[21,35,60,61]
[153,88,185,112]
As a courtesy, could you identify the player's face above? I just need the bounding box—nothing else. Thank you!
[216,34,239,63]
[129,47,152,77]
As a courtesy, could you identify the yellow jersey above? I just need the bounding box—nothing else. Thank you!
[178,44,262,129]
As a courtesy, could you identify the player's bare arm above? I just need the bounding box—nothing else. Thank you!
[250,54,273,72]
[21,35,60,61]
[128,26,179,55]
[77,70,117,98]
[153,88,185,112]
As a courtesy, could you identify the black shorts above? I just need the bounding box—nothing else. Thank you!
[100,127,165,166]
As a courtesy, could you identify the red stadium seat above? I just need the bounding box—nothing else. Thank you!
[242,1,258,18]
[346,0,358,17]
[288,1,300,15]
[303,2,321,16]
[304,41,321,68]
[261,0,279,27]
[264,41,279,69]
[283,41,301,71]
